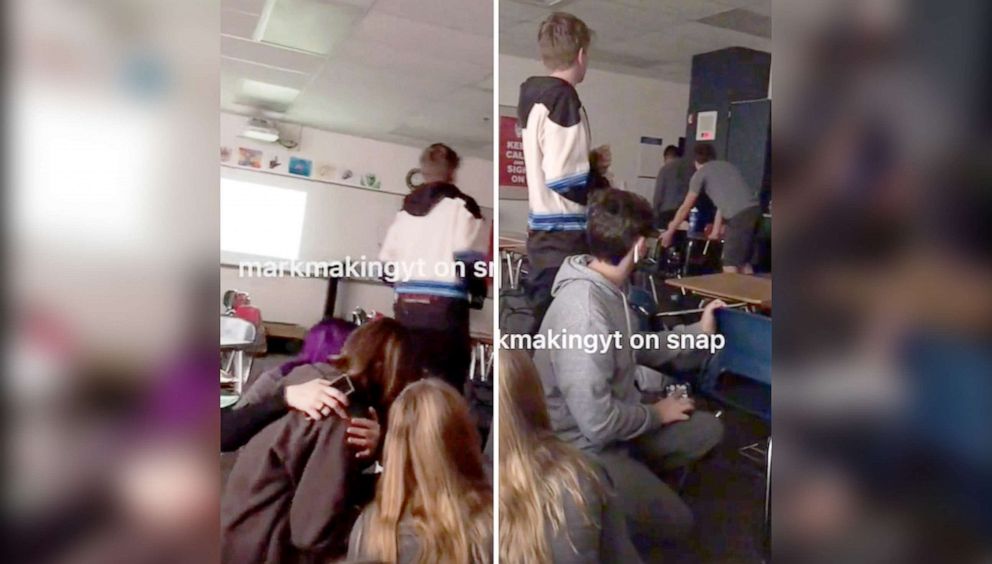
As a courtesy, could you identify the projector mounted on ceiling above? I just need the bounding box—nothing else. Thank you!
[241,117,280,143]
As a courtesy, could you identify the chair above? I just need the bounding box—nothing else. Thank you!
[220,316,257,396]
[698,307,772,548]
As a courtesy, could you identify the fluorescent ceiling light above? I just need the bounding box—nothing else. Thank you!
[255,0,364,56]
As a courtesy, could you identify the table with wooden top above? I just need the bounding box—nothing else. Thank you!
[666,273,772,309]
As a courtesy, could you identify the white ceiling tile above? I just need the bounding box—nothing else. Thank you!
[714,0,771,16]
[439,86,493,118]
[337,39,491,87]
[221,36,325,74]
[564,1,683,36]
[289,87,417,135]
[221,57,312,91]
[604,0,735,20]
[308,60,458,102]
[221,0,268,15]
[222,9,260,39]
[373,0,493,37]
[499,1,550,26]
[605,21,769,66]
[351,12,491,68]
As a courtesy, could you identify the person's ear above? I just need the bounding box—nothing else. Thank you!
[577,47,587,68]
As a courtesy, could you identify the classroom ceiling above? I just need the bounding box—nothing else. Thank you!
[221,0,494,158]
[221,1,770,158]
[500,0,771,84]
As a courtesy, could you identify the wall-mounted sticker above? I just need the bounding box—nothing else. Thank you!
[316,163,336,179]
[360,173,381,189]
[288,156,312,177]
[340,169,354,181]
[220,146,232,162]
[238,147,262,168]
[269,156,282,170]
[695,111,718,141]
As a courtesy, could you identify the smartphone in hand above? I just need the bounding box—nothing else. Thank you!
[327,374,355,397]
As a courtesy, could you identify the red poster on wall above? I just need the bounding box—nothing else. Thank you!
[499,115,527,189]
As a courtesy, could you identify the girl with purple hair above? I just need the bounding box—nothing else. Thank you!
[221,318,376,453]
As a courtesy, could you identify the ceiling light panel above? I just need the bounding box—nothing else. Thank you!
[256,0,367,56]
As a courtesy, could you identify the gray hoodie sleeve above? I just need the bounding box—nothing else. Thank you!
[635,321,707,369]
[552,307,663,448]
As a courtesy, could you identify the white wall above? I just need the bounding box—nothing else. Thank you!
[498,54,690,234]
[220,112,493,332]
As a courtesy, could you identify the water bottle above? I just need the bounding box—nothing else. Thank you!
[688,207,700,235]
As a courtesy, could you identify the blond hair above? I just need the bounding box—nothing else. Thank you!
[537,12,593,71]
[498,350,605,564]
[362,379,492,564]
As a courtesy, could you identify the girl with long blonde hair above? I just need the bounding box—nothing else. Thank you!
[499,349,641,563]
[349,378,493,563]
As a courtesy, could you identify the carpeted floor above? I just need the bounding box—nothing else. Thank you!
[662,401,769,564]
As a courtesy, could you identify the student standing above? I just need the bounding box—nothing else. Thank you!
[379,143,486,391]
[652,145,689,228]
[661,143,762,273]
[533,188,724,552]
[517,12,611,332]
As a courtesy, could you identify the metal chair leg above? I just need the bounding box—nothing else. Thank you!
[683,239,695,277]
[764,437,772,548]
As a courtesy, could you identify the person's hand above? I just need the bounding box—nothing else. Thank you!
[660,228,676,247]
[284,379,350,421]
[652,395,695,424]
[591,145,612,172]
[701,299,727,334]
[346,407,381,459]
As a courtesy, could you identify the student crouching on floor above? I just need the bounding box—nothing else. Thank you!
[348,379,493,564]
[499,349,641,564]
[379,143,486,391]
[532,187,725,555]
[221,318,419,564]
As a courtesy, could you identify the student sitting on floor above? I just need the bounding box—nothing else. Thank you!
[499,349,641,564]
[348,379,493,564]
[532,188,725,553]
[221,318,419,564]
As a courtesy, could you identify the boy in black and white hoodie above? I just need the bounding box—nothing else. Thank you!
[518,12,611,332]
[379,143,485,390]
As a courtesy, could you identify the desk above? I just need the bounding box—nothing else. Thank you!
[498,237,527,290]
[469,332,494,383]
[666,273,772,308]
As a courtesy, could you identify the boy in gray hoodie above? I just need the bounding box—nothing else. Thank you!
[532,188,724,554]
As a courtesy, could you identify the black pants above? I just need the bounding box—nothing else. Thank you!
[525,230,588,334]
[655,208,678,229]
[394,295,470,391]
